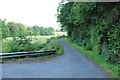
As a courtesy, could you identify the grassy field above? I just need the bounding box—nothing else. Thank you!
[1,36,54,53]
[1,33,65,53]
[27,35,54,43]
[2,35,54,42]
[54,32,67,36]
[65,38,119,78]
[2,32,66,42]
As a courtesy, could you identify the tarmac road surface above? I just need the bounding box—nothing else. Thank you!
[2,38,108,78]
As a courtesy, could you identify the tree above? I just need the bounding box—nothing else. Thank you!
[32,25,41,35]
[0,19,10,39]
[7,22,18,37]
[57,2,120,64]
[16,23,27,37]
[27,26,54,36]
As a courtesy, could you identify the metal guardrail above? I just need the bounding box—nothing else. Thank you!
[0,49,56,59]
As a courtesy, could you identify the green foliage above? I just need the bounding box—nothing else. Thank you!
[0,19,10,39]
[0,20,28,38]
[1,40,12,53]
[57,35,66,39]
[27,26,54,36]
[0,19,55,39]
[1,36,46,53]
[1,36,63,55]
[16,23,27,37]
[10,37,31,52]
[7,22,19,37]
[43,37,63,55]
[57,2,120,64]
[0,19,55,53]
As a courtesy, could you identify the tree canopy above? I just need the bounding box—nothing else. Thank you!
[0,19,55,38]
[57,2,120,64]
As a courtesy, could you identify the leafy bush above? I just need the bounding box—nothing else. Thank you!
[57,2,120,64]
[1,36,63,55]
[43,37,63,55]
[29,41,44,51]
[1,36,44,53]
[1,40,12,53]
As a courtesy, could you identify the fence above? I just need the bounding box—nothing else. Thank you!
[0,49,56,59]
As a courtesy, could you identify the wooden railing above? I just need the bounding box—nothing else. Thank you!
[0,49,56,59]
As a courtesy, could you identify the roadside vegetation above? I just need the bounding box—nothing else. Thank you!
[0,19,64,56]
[1,36,63,63]
[57,2,119,78]
[1,36,48,53]
[1,19,54,39]
[1,36,63,55]
[43,37,63,55]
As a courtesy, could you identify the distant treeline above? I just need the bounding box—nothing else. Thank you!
[0,19,54,39]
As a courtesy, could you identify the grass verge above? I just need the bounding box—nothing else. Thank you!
[65,38,119,78]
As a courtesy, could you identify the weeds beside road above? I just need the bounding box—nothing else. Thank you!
[1,36,63,55]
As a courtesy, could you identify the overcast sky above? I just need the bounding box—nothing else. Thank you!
[0,0,62,29]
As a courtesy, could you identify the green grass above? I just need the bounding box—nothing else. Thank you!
[28,35,54,43]
[65,38,119,78]
[56,45,64,55]
[2,35,53,43]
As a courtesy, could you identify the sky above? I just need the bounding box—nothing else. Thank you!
[0,0,62,29]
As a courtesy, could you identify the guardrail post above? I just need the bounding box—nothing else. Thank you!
[53,50,56,55]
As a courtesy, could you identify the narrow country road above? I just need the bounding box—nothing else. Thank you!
[2,38,108,78]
